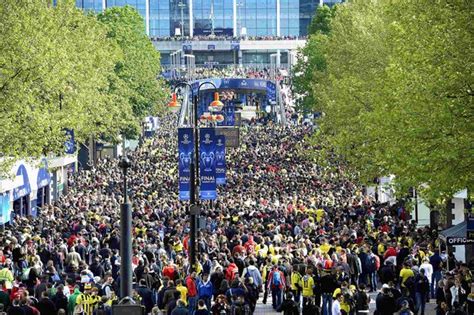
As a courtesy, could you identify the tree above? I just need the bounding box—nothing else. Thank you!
[310,0,473,200]
[292,5,336,113]
[98,6,168,137]
[0,0,132,174]
[307,4,336,36]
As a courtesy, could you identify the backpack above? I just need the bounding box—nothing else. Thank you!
[156,286,167,309]
[231,304,250,315]
[99,284,111,297]
[367,256,376,273]
[21,267,31,281]
[286,300,300,315]
[272,271,282,287]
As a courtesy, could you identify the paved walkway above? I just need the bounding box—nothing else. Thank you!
[252,292,438,314]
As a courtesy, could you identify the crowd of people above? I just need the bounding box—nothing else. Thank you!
[151,35,307,42]
[167,66,287,82]
[0,110,473,315]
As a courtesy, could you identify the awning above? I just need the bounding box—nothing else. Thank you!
[439,221,474,245]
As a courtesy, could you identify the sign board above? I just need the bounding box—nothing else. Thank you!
[446,237,474,245]
[215,127,240,148]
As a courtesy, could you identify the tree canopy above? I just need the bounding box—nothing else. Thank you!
[304,0,473,200]
[292,5,336,113]
[0,0,167,174]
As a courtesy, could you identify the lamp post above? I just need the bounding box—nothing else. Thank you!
[169,81,223,272]
[118,157,132,299]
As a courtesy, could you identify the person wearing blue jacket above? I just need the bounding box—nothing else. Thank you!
[197,273,213,311]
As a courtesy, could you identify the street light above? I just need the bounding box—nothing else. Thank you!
[118,157,132,299]
[170,80,221,272]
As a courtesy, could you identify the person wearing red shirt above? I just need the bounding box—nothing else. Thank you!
[383,242,398,260]
[162,263,176,281]
[186,271,198,313]
[244,236,256,255]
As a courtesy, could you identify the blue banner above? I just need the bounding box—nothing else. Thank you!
[64,129,76,154]
[215,135,226,185]
[13,164,31,200]
[224,102,235,126]
[37,158,51,189]
[199,128,217,200]
[178,128,194,200]
[266,81,277,103]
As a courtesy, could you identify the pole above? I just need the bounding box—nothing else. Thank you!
[180,1,184,39]
[119,158,132,299]
[189,94,200,272]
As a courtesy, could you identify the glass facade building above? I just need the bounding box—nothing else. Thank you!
[75,0,343,38]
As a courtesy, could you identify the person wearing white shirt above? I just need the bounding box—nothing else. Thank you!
[332,293,343,315]
[420,258,433,289]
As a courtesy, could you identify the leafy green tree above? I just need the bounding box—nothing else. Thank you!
[308,4,336,35]
[98,6,168,133]
[292,5,336,113]
[0,0,127,171]
[310,0,473,200]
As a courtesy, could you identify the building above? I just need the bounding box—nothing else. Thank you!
[75,0,344,67]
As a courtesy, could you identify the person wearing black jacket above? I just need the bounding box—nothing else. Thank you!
[51,285,68,313]
[136,279,154,314]
[37,292,56,315]
[320,269,339,315]
[276,292,299,315]
[375,285,397,315]
[379,261,396,284]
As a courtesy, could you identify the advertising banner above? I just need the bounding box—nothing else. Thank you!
[178,128,194,200]
[215,135,226,185]
[199,128,217,200]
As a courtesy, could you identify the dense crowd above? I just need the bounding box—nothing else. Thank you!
[0,113,473,315]
[168,66,287,82]
[151,35,307,42]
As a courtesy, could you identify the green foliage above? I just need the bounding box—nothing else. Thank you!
[0,1,167,174]
[309,0,474,200]
[98,6,168,123]
[308,4,336,35]
[293,5,336,113]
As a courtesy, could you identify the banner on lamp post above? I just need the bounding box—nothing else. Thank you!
[178,128,194,200]
[199,128,217,200]
[215,135,226,185]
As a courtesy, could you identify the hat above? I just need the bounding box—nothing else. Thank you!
[84,283,92,290]
[382,283,390,289]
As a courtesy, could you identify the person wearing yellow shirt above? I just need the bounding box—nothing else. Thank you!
[176,279,188,306]
[299,268,315,311]
[316,208,325,222]
[333,282,353,314]
[290,266,302,302]
[399,262,415,292]
[319,241,331,255]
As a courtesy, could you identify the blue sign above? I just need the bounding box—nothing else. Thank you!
[192,78,269,92]
[224,102,235,126]
[215,135,226,185]
[64,129,76,154]
[178,128,194,200]
[199,128,217,200]
[231,41,240,51]
[182,43,193,51]
[208,44,216,50]
[0,194,10,224]
[266,81,277,103]
[37,159,51,189]
[13,164,31,200]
